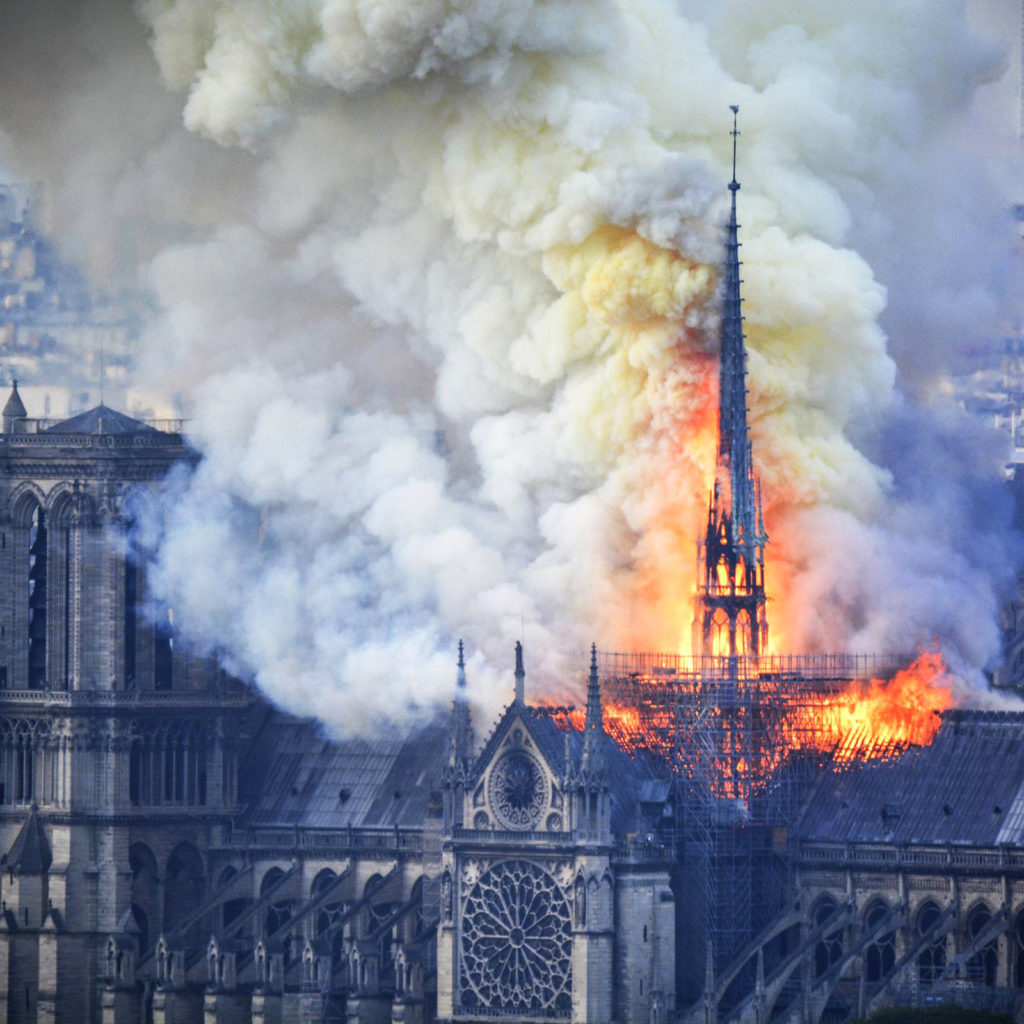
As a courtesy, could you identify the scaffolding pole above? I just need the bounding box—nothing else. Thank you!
[599,650,909,1004]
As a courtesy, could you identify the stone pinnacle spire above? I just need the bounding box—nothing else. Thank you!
[514,641,525,704]
[581,643,604,770]
[449,639,472,769]
[694,106,769,660]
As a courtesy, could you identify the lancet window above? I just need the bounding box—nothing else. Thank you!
[128,722,209,807]
[916,901,946,985]
[0,719,64,806]
[27,504,46,689]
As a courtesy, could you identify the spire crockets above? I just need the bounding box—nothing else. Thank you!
[694,106,768,659]
[581,643,604,770]
[443,640,473,829]
[449,639,472,768]
[514,641,525,704]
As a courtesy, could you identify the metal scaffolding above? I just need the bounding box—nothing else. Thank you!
[599,651,907,1002]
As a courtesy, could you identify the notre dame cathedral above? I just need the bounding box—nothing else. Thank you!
[4,150,1024,1023]
[0,382,677,1024]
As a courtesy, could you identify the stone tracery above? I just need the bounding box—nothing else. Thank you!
[459,859,572,1018]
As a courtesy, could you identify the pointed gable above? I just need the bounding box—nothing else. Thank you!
[470,703,566,833]
[472,703,567,787]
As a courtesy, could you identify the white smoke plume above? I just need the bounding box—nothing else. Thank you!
[0,0,1021,729]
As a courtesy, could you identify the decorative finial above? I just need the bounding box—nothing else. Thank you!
[514,641,525,704]
[729,105,740,192]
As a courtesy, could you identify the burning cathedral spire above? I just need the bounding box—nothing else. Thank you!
[694,108,768,660]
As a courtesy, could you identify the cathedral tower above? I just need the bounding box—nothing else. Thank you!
[0,389,251,1023]
[694,108,769,659]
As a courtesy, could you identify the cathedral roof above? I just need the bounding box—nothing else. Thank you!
[43,403,159,436]
[239,711,448,829]
[239,700,661,838]
[5,808,52,875]
[795,710,1024,846]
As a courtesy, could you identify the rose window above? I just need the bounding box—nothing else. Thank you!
[488,751,546,830]
[460,860,572,1017]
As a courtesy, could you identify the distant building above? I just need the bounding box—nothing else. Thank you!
[0,183,142,414]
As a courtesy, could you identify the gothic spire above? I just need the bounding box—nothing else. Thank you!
[718,104,756,534]
[514,641,525,704]
[581,643,604,770]
[2,378,26,434]
[694,107,769,659]
[449,639,472,769]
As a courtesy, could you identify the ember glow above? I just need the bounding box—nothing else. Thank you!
[550,650,954,799]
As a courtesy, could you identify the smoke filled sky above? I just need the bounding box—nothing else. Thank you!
[0,0,1022,730]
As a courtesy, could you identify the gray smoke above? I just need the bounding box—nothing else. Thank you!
[0,0,1020,730]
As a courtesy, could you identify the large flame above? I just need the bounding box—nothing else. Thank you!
[812,650,953,763]
[549,651,954,796]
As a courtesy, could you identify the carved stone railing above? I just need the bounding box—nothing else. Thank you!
[0,688,250,708]
[795,840,1024,872]
[217,826,424,855]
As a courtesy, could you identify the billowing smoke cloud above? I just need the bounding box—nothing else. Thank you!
[0,0,1020,729]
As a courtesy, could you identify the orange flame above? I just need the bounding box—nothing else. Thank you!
[810,651,953,763]
[546,651,954,796]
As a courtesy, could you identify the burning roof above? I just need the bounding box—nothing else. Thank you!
[795,709,1024,846]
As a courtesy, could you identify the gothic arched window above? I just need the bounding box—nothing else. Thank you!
[966,903,997,986]
[916,901,946,985]
[863,900,895,983]
[27,503,46,689]
[812,896,842,978]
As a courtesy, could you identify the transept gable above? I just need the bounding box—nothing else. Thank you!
[469,706,567,834]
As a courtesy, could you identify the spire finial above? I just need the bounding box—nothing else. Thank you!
[456,639,466,689]
[514,641,525,704]
[729,105,740,192]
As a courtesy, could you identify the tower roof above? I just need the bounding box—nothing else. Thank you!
[5,808,52,875]
[44,403,159,436]
[2,380,26,420]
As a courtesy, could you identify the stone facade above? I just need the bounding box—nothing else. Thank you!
[0,390,677,1024]
[437,650,676,1023]
[0,394,250,1023]
[3,387,1024,1024]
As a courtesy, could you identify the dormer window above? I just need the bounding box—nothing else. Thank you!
[880,804,901,834]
